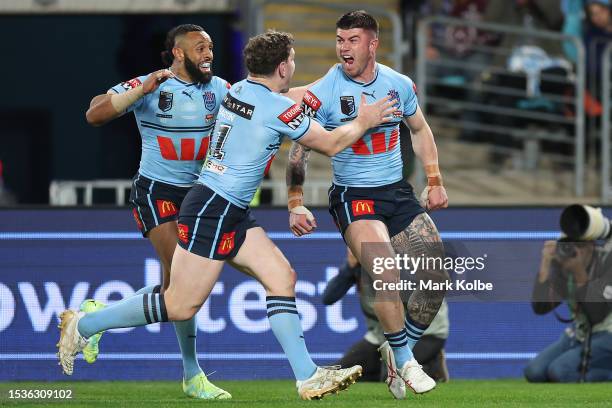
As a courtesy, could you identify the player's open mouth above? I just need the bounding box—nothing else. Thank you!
[342,55,354,65]
[200,62,211,72]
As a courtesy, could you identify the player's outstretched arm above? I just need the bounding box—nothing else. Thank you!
[298,94,395,156]
[282,78,322,104]
[404,106,448,211]
[85,69,174,127]
[286,143,316,237]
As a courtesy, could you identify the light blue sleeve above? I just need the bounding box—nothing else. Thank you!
[400,74,419,117]
[108,74,148,113]
[267,95,311,142]
[213,76,231,100]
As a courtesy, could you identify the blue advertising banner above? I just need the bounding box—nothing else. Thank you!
[0,207,594,381]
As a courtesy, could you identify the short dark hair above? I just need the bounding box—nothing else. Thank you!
[161,24,204,66]
[243,30,294,76]
[336,10,379,37]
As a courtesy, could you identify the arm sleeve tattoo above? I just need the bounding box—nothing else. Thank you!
[286,142,311,188]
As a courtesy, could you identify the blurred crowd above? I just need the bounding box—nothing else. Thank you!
[401,0,612,166]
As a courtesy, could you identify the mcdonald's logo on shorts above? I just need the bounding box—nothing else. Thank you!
[177,223,189,244]
[156,200,178,218]
[132,209,143,230]
[352,200,375,216]
[217,231,236,255]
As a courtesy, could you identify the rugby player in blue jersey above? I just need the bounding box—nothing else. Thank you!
[285,10,449,398]
[58,30,397,400]
[83,24,231,399]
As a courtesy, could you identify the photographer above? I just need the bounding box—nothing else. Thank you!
[524,234,612,382]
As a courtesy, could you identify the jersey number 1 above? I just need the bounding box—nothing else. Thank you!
[211,124,232,161]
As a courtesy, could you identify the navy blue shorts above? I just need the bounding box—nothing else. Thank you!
[328,179,425,239]
[129,174,190,237]
[177,183,258,260]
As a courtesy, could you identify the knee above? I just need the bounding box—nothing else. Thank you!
[267,265,297,296]
[547,360,576,383]
[288,267,297,286]
[524,361,548,383]
[163,289,198,321]
[282,266,297,291]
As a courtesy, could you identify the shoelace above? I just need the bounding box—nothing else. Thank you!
[405,362,429,382]
[310,365,354,388]
[319,365,341,370]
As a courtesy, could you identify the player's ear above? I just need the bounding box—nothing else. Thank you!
[278,60,287,79]
[369,37,378,52]
[172,46,184,62]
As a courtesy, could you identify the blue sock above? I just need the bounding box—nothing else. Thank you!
[266,296,317,381]
[405,314,428,350]
[174,318,202,380]
[384,328,413,368]
[78,293,168,338]
[133,285,202,380]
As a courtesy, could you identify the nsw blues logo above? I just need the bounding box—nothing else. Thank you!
[203,91,216,111]
[340,95,355,116]
[158,91,173,112]
[387,89,402,117]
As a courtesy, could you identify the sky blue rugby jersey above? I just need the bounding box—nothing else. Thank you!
[302,63,418,187]
[110,74,230,186]
[199,79,311,208]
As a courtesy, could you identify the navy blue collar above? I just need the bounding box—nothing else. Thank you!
[246,78,272,92]
[171,76,200,87]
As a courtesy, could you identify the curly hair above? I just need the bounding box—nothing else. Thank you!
[336,10,379,37]
[160,24,204,66]
[243,30,294,76]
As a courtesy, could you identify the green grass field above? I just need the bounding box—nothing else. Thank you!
[1,380,610,407]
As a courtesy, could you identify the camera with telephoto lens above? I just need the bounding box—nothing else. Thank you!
[556,205,612,258]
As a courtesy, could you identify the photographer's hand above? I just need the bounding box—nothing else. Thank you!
[538,240,557,283]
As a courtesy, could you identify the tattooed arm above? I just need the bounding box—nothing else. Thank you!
[286,142,317,236]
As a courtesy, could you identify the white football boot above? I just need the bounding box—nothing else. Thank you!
[378,341,406,399]
[399,357,437,394]
[56,310,88,375]
[296,365,362,400]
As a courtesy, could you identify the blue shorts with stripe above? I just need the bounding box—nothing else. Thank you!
[129,173,191,237]
[177,183,258,260]
[328,179,425,240]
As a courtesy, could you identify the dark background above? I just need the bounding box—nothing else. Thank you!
[0,14,241,204]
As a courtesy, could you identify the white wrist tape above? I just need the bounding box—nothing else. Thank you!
[110,86,144,113]
[289,205,315,222]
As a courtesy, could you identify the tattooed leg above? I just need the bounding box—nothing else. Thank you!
[391,212,449,328]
